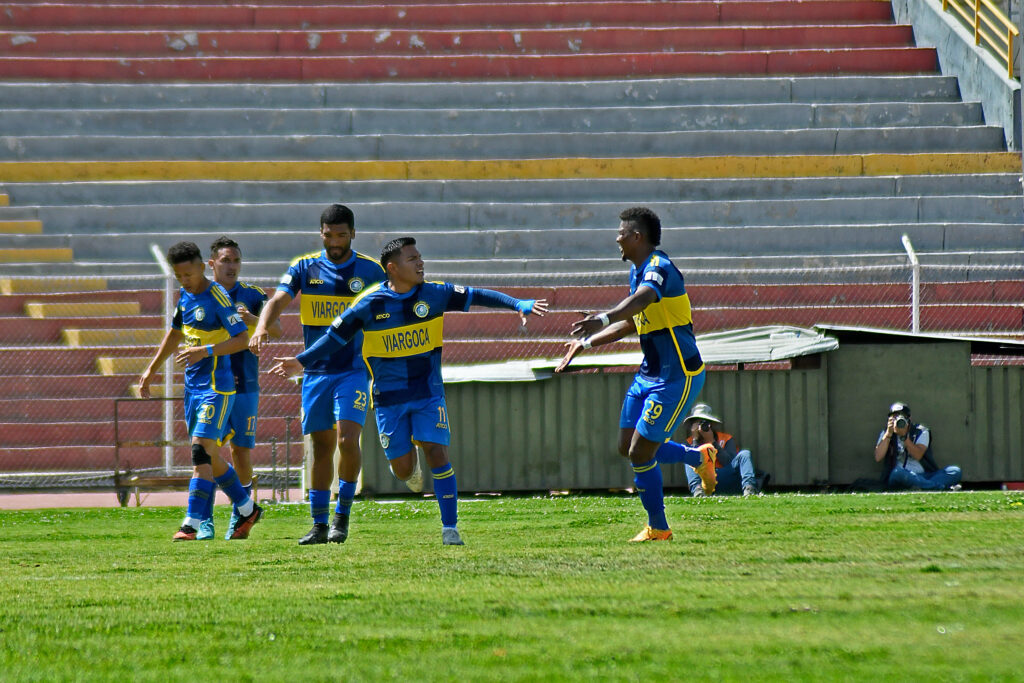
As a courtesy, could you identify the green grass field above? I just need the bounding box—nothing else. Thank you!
[2,491,1023,681]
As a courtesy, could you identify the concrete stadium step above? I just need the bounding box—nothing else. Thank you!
[0,393,300,420]
[0,25,916,56]
[0,47,939,80]
[0,1,898,29]
[0,126,1001,161]
[0,290,160,314]
[0,374,133,399]
[24,301,141,318]
[3,153,1016,183]
[1,220,1021,267]
[0,101,983,136]
[5,198,1018,237]
[0,276,107,295]
[0,442,304,472]
[0,220,42,234]
[5,174,1019,206]
[0,316,162,343]
[0,76,965,108]
[0,247,71,263]
[1,416,296,448]
[698,303,1024,332]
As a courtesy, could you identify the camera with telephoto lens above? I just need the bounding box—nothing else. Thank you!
[894,416,909,430]
[698,420,713,432]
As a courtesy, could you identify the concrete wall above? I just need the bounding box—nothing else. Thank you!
[892,0,1022,150]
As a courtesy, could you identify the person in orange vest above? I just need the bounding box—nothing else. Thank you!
[683,403,761,497]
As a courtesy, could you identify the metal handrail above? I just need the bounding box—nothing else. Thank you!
[942,0,1020,80]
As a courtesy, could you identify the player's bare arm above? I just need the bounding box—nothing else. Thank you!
[556,287,656,373]
[249,289,292,355]
[177,330,250,367]
[138,327,185,398]
[269,357,304,379]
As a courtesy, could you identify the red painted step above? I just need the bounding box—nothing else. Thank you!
[0,415,299,447]
[0,47,937,80]
[695,304,1024,331]
[0,2,894,29]
[0,374,135,398]
[0,393,300,420]
[0,290,164,315]
[0,25,914,55]
[0,442,302,472]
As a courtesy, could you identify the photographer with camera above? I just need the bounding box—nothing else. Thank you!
[873,401,962,491]
[682,404,765,497]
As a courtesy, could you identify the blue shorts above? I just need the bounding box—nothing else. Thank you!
[184,390,236,443]
[375,394,450,459]
[620,370,706,443]
[224,391,259,450]
[301,370,370,434]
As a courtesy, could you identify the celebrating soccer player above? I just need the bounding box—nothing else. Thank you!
[249,205,386,545]
[270,237,548,546]
[138,241,263,541]
[198,236,282,539]
[555,207,717,542]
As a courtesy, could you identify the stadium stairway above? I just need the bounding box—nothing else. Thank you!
[1,0,1022,479]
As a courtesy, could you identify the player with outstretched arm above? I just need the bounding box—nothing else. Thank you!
[270,237,547,546]
[138,241,263,541]
[555,207,717,542]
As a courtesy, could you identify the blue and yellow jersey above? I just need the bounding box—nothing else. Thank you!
[630,250,703,380]
[171,281,248,394]
[277,249,386,375]
[225,281,268,395]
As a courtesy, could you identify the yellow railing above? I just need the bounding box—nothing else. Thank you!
[942,0,1020,80]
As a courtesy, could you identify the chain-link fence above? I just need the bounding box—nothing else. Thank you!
[1,260,1021,491]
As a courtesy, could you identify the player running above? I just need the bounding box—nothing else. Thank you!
[197,236,282,539]
[555,207,717,542]
[270,237,547,546]
[249,205,386,546]
[138,241,263,541]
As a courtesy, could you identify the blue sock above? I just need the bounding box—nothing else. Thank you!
[203,483,216,521]
[309,489,331,524]
[214,466,251,507]
[186,477,215,527]
[335,479,357,516]
[632,458,669,530]
[431,464,458,528]
[233,484,251,516]
[656,440,703,467]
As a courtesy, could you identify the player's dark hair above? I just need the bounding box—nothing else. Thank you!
[619,206,661,247]
[167,241,202,265]
[209,235,240,256]
[320,204,355,230]
[381,237,417,269]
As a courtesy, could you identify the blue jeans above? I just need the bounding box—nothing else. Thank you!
[687,449,756,495]
[888,466,962,491]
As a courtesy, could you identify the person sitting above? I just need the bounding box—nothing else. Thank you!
[682,403,763,497]
[874,401,962,491]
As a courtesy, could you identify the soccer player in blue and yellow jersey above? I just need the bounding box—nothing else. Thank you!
[138,241,263,541]
[199,236,282,540]
[270,237,548,546]
[555,207,717,542]
[249,205,386,545]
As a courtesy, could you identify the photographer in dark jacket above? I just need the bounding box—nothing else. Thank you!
[874,402,962,491]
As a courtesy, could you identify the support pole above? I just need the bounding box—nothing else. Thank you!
[149,243,175,475]
[901,234,921,334]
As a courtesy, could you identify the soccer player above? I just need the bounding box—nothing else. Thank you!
[269,236,548,546]
[199,236,282,540]
[554,207,717,542]
[249,204,386,545]
[138,241,263,541]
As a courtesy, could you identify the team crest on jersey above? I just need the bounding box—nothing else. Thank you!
[379,434,390,449]
[348,277,365,293]
[194,307,205,321]
[413,301,430,318]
